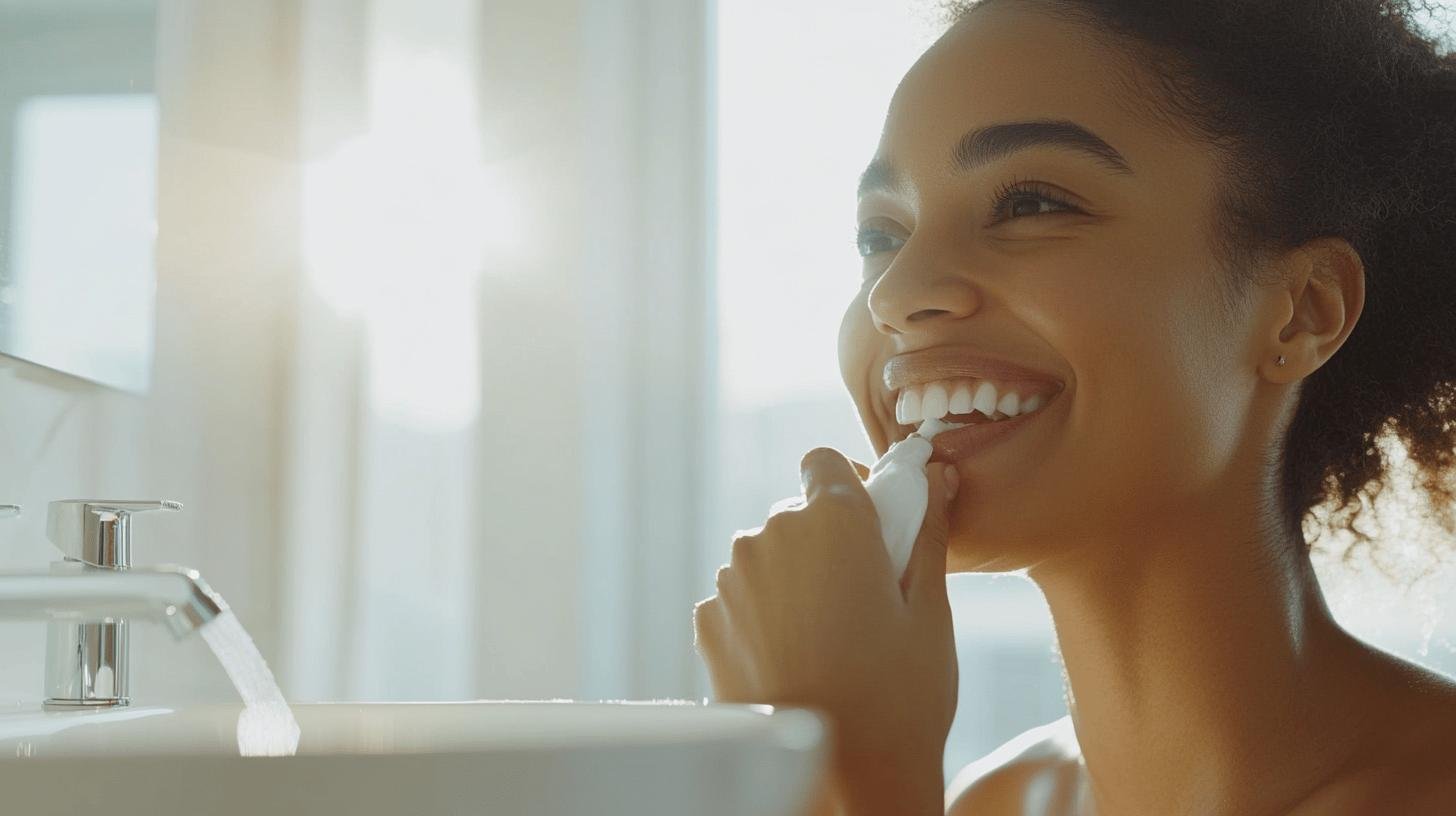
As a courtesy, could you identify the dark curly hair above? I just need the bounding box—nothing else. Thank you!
[935,0,1456,581]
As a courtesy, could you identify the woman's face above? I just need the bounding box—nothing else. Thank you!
[839,3,1270,572]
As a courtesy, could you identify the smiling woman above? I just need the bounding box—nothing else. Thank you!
[708,0,1074,794]
[698,0,1456,814]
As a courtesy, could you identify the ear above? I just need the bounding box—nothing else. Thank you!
[1262,236,1366,382]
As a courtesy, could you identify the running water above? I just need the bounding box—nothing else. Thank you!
[200,609,302,757]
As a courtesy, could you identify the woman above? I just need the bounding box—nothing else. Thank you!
[692,0,1456,813]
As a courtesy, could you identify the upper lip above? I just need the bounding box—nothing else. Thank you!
[882,346,1066,393]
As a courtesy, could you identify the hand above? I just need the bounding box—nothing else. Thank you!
[693,447,961,815]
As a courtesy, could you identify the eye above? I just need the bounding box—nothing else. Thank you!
[852,178,1081,263]
[853,225,904,259]
[988,178,1081,223]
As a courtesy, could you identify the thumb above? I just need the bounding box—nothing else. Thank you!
[900,462,959,607]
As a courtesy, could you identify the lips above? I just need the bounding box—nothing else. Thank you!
[883,346,1065,393]
[926,407,1045,463]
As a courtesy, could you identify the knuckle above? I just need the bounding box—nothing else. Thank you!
[731,525,762,543]
[799,446,839,471]
[713,564,733,593]
[729,531,760,566]
[755,510,804,549]
[765,504,808,535]
[692,597,719,632]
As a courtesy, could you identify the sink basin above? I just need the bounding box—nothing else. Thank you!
[0,700,827,815]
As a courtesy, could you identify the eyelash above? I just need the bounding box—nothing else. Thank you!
[853,179,1079,259]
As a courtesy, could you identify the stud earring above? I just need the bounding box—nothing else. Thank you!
[1276,355,1286,366]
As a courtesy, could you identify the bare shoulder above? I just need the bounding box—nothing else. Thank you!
[1286,760,1456,816]
[1289,667,1456,816]
[945,715,1087,816]
[1362,689,1456,816]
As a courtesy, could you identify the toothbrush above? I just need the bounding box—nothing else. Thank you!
[862,417,967,581]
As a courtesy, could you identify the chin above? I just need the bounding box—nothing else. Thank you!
[943,501,1049,574]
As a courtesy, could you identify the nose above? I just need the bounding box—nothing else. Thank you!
[865,241,981,334]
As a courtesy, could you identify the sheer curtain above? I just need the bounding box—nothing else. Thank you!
[279,0,714,703]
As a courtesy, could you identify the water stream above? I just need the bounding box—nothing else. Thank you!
[199,609,302,757]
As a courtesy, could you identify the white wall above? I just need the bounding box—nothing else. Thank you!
[0,0,298,706]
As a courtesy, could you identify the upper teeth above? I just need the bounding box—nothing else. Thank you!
[896,378,1051,424]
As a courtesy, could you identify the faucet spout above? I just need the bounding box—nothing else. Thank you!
[0,562,228,638]
[2,499,220,707]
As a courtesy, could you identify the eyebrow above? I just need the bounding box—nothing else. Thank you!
[857,118,1133,199]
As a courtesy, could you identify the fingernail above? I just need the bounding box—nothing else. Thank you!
[944,465,960,500]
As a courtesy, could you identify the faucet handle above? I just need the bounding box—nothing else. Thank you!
[0,505,18,518]
[46,500,183,569]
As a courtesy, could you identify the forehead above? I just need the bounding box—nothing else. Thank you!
[876,3,1178,185]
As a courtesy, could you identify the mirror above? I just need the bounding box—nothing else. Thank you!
[0,0,159,393]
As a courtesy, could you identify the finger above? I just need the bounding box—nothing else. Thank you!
[713,563,735,599]
[692,596,724,661]
[799,446,871,507]
[692,597,747,699]
[901,462,958,609]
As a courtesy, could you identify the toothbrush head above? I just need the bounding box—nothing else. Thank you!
[914,417,970,440]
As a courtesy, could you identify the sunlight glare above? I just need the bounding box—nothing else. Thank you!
[302,52,520,433]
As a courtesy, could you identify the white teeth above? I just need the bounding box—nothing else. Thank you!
[895,378,1054,425]
[921,382,949,420]
[971,381,999,417]
[948,383,973,414]
[898,388,921,424]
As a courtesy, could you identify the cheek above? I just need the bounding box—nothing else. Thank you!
[837,288,876,390]
[959,264,1231,543]
[838,289,892,455]
[1054,266,1242,512]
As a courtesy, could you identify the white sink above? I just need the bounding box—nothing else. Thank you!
[0,700,826,815]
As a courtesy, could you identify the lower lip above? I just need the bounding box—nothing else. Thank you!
[919,403,1051,464]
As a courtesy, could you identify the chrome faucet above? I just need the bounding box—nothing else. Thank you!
[0,500,227,708]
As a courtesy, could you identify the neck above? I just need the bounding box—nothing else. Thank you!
[1027,496,1372,815]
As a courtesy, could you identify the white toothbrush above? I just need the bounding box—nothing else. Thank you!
[862,417,966,580]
